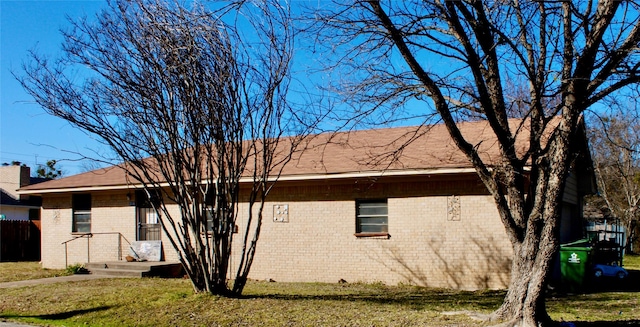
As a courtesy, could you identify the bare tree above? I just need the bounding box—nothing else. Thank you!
[307,1,640,326]
[17,0,307,296]
[589,110,640,254]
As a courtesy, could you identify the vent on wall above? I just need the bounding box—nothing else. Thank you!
[447,195,461,221]
[273,204,289,223]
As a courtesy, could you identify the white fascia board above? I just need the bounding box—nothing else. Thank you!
[18,167,479,195]
[17,183,171,195]
[262,167,478,182]
[17,185,126,195]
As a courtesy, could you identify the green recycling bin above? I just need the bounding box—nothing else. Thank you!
[559,239,592,292]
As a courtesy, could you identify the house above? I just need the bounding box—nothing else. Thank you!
[583,202,637,254]
[18,118,595,290]
[0,165,46,221]
[1,165,47,261]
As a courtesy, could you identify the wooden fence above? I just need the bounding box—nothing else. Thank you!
[0,220,41,262]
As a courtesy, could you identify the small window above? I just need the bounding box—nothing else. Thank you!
[356,200,388,235]
[72,194,91,233]
[204,189,237,234]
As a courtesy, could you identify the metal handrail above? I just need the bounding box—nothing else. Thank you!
[61,232,132,268]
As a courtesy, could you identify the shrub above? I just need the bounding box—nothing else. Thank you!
[65,264,89,275]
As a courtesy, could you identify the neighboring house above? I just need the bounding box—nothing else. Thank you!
[1,165,46,262]
[583,203,636,253]
[585,220,626,246]
[19,118,596,290]
[0,165,46,221]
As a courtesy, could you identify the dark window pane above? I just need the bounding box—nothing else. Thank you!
[205,189,216,207]
[72,194,91,211]
[73,213,91,233]
[74,213,91,223]
[136,190,160,208]
[356,200,388,233]
[358,217,388,225]
[358,203,388,216]
[206,208,214,231]
[29,208,40,220]
[358,223,388,233]
[72,194,91,232]
[74,222,91,233]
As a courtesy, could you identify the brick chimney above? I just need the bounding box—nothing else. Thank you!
[0,165,31,201]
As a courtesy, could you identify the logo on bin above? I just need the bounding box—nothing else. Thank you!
[568,252,580,264]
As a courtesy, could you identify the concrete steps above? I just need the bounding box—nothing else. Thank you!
[84,261,183,278]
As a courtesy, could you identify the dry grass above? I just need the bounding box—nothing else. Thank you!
[0,261,638,326]
[0,278,501,327]
[623,254,640,270]
[0,262,69,283]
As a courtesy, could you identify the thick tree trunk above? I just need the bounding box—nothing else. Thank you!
[491,136,569,327]
[491,241,555,327]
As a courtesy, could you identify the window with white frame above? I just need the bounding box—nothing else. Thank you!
[356,199,388,234]
[72,194,91,233]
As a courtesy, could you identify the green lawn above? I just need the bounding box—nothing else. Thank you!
[0,262,638,326]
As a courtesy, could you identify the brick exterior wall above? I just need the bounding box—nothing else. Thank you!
[41,192,137,268]
[39,174,512,290]
[232,175,512,290]
[41,195,71,268]
[41,190,183,269]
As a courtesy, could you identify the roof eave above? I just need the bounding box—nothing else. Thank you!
[17,167,480,195]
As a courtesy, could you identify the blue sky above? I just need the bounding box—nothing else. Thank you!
[0,0,337,176]
[0,0,345,177]
[1,0,107,175]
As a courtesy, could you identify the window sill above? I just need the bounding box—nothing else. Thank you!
[354,232,390,239]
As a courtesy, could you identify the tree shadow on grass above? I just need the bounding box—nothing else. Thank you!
[551,268,640,295]
[585,269,640,293]
[0,305,113,320]
[242,287,504,312]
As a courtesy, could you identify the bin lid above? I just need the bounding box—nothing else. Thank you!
[560,238,592,250]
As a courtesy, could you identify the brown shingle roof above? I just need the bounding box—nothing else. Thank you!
[19,165,132,192]
[19,118,537,193]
